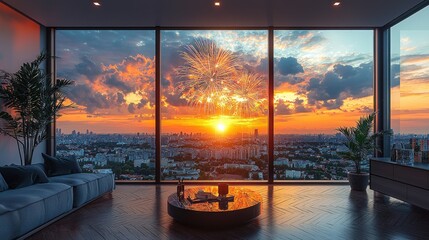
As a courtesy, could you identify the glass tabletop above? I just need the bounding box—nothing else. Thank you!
[168,186,262,212]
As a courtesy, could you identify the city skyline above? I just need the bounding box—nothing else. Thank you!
[56,128,429,182]
[56,128,352,181]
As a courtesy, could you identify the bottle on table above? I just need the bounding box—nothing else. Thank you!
[177,179,182,199]
[177,178,185,201]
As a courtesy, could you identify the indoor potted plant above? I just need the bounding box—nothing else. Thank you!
[0,53,73,165]
[336,112,383,191]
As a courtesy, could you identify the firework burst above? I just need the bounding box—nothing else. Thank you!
[176,39,266,117]
[231,72,267,117]
[176,39,240,114]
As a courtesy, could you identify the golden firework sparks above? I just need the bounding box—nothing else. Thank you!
[176,39,266,117]
[231,72,267,117]
[176,39,240,114]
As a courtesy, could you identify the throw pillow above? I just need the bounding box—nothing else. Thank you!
[0,165,50,189]
[0,172,8,192]
[28,165,50,183]
[42,153,82,177]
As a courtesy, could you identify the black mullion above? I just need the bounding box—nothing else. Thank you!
[268,27,274,183]
[155,28,161,183]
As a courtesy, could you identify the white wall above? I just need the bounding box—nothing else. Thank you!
[0,3,46,165]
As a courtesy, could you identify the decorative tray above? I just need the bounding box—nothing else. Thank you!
[187,194,234,204]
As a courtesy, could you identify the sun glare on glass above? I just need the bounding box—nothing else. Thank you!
[216,123,226,132]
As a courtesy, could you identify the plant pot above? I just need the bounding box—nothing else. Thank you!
[348,172,369,191]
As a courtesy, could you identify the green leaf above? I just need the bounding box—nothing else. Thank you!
[335,112,388,173]
[0,53,74,165]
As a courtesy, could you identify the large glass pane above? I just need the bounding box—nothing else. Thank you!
[274,30,374,180]
[56,30,156,180]
[390,6,429,163]
[161,30,268,180]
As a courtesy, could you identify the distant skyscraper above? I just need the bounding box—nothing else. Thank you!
[254,129,259,139]
[410,138,417,150]
[419,139,428,151]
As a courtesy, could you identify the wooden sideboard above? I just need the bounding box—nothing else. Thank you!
[370,158,429,210]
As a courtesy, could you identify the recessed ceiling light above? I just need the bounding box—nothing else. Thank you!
[214,1,221,6]
[333,2,341,6]
[93,1,101,6]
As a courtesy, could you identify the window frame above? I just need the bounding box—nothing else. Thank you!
[50,26,390,184]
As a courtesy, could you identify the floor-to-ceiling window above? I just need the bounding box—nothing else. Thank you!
[54,28,377,182]
[274,30,374,180]
[55,30,156,180]
[390,6,429,163]
[160,30,268,180]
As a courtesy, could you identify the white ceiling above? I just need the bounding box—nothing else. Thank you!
[2,0,427,28]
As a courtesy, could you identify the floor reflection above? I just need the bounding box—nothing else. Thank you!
[167,215,262,239]
[27,185,429,240]
[347,190,369,240]
[372,191,429,239]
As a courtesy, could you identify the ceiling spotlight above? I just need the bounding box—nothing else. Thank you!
[93,1,101,6]
[214,1,221,6]
[333,2,341,6]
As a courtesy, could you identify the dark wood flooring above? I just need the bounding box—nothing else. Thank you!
[27,185,429,240]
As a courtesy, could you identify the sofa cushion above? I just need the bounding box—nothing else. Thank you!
[0,182,73,239]
[0,173,8,192]
[42,153,82,177]
[49,173,101,207]
[95,173,115,194]
[0,165,49,189]
[0,203,19,240]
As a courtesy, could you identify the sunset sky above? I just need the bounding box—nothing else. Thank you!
[391,6,429,135]
[55,20,429,135]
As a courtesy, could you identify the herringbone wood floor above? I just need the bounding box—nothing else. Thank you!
[28,185,429,240]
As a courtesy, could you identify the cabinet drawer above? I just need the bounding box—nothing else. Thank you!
[371,161,394,179]
[394,165,429,189]
[407,185,429,209]
[371,175,407,200]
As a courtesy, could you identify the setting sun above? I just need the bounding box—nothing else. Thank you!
[216,122,226,132]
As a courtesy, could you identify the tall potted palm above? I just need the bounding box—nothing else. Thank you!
[337,112,383,191]
[0,53,72,165]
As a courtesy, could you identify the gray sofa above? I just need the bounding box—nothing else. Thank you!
[0,182,73,240]
[0,165,114,240]
[49,172,115,207]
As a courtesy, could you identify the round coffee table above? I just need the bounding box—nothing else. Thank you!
[167,186,262,228]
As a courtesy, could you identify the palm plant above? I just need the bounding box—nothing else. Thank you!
[0,53,73,165]
[336,112,382,174]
